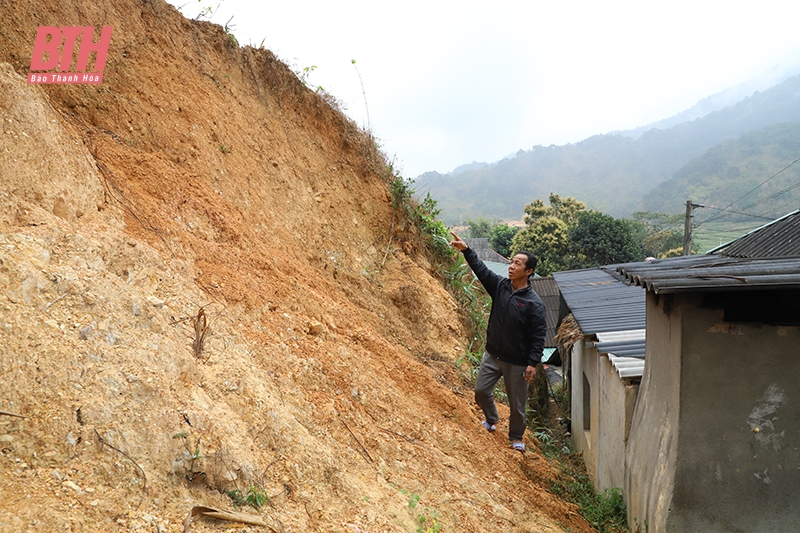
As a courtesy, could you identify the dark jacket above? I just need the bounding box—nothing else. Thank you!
[463,247,547,367]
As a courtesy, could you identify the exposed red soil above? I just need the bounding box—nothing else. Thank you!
[0,1,597,532]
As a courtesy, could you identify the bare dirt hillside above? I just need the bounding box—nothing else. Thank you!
[0,2,595,532]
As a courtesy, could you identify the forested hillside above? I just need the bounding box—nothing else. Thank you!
[421,74,800,223]
[641,122,800,216]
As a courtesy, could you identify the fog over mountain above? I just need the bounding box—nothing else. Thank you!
[419,68,800,224]
[618,59,800,139]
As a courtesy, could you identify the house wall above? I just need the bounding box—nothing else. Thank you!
[625,293,682,533]
[570,338,598,478]
[627,290,800,532]
[667,292,800,532]
[596,355,638,493]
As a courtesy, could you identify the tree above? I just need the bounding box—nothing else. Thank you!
[548,194,586,226]
[510,216,571,276]
[642,230,685,257]
[569,211,645,266]
[467,217,493,238]
[488,224,519,258]
[508,193,652,275]
[510,194,588,275]
[631,211,686,257]
[523,198,549,225]
[523,193,585,226]
[467,218,519,258]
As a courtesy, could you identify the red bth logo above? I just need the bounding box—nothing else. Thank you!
[28,26,113,85]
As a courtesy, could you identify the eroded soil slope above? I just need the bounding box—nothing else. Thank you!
[0,1,594,532]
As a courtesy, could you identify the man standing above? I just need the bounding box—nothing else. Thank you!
[450,231,547,452]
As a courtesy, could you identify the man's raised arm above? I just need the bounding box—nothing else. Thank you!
[449,231,501,296]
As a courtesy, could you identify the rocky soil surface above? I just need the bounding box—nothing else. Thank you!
[0,1,596,532]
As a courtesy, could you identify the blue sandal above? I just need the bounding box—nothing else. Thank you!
[511,440,525,452]
[481,421,497,432]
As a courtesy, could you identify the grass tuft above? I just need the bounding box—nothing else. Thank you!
[225,486,270,509]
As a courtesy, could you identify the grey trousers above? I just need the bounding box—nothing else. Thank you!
[474,351,529,441]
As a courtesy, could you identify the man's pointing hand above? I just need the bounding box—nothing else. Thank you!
[449,231,467,251]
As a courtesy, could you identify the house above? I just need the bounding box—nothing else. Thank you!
[552,209,800,531]
[616,254,800,532]
[552,267,645,492]
[618,209,800,532]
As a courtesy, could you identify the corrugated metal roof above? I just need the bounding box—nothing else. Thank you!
[596,330,646,378]
[598,342,646,358]
[607,354,645,379]
[531,277,560,347]
[553,268,646,334]
[596,340,646,359]
[595,329,646,343]
[614,255,800,294]
[709,209,800,258]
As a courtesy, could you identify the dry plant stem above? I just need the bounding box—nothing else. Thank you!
[93,428,147,510]
[0,410,27,418]
[342,421,374,464]
[42,293,67,312]
[272,373,284,406]
[378,427,416,443]
[440,497,479,507]
[245,51,262,97]
[259,456,283,481]
[351,60,371,133]
[195,278,228,305]
[380,218,396,269]
[84,131,173,254]
[192,306,211,362]
[183,436,203,475]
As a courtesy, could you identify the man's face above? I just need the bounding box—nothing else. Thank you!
[508,254,533,283]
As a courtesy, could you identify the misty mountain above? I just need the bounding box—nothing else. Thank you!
[449,161,488,175]
[419,73,800,224]
[641,122,800,216]
[619,62,800,138]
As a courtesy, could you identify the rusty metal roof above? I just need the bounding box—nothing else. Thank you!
[710,209,800,258]
[613,211,800,293]
[614,255,800,293]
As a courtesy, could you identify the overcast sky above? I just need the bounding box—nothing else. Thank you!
[168,0,800,179]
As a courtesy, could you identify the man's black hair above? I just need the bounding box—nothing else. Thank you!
[517,251,538,274]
